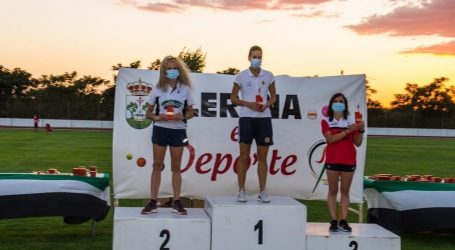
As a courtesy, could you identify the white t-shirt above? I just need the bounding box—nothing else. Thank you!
[148,82,195,129]
[234,68,275,118]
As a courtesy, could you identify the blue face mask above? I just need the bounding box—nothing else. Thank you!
[166,69,179,80]
[250,58,262,69]
[332,102,345,113]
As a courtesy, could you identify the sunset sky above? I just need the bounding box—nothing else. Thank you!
[1,0,454,106]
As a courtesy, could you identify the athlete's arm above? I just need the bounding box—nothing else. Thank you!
[261,81,276,111]
[353,121,365,146]
[323,125,355,144]
[183,105,195,120]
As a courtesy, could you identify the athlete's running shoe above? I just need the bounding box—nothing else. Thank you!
[141,199,158,214]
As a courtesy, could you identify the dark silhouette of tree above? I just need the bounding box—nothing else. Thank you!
[366,79,382,109]
[148,59,161,70]
[178,47,206,73]
[217,67,240,75]
[99,85,115,120]
[390,77,454,112]
[387,77,455,128]
[0,65,36,117]
[111,60,142,82]
[28,72,109,119]
[112,60,141,71]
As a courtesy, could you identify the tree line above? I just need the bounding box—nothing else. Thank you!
[1,48,455,128]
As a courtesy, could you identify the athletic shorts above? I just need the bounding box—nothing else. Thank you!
[152,126,188,147]
[239,117,273,146]
[325,164,356,172]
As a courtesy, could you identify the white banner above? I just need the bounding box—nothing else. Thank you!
[113,68,366,202]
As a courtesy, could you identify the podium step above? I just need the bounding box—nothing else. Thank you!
[113,207,210,250]
[306,222,400,250]
[205,196,308,250]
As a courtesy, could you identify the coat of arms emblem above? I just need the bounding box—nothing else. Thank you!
[125,79,153,129]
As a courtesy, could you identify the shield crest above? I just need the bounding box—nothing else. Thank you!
[125,79,153,129]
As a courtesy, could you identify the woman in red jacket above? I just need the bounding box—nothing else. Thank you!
[321,93,364,232]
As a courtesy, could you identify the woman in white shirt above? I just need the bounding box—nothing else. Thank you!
[230,45,277,203]
[142,56,195,215]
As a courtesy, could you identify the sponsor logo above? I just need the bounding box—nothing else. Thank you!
[307,110,317,120]
[308,139,328,192]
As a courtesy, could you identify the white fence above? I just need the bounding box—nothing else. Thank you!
[368,127,455,137]
[0,118,113,129]
[1,118,455,137]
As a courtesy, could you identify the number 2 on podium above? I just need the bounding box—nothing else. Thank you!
[349,240,358,250]
[160,229,170,250]
[254,220,263,245]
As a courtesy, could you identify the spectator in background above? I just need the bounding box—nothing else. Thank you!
[33,114,39,132]
[44,123,53,133]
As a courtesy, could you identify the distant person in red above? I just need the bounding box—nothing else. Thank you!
[44,123,53,133]
[33,114,39,132]
[321,93,365,233]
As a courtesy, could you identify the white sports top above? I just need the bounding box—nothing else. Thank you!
[234,68,275,118]
[148,82,195,129]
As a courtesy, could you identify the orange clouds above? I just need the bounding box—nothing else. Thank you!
[401,40,455,56]
[121,0,332,12]
[347,0,455,56]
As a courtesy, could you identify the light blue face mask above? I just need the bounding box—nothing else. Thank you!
[332,102,345,113]
[250,58,262,69]
[166,69,179,80]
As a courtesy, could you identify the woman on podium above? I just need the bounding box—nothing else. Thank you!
[142,55,195,215]
[321,93,364,232]
[230,45,277,203]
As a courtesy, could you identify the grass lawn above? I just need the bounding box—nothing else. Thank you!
[0,128,454,249]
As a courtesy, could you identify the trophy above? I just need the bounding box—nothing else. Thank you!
[355,104,362,124]
[166,105,174,120]
[256,89,264,108]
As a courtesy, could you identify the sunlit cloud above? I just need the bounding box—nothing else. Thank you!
[119,0,334,12]
[347,0,455,37]
[293,9,340,18]
[401,40,455,56]
[346,0,455,56]
[139,2,183,12]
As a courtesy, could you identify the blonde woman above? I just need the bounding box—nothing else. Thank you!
[142,56,195,215]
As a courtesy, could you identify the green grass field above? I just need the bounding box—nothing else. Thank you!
[0,128,454,249]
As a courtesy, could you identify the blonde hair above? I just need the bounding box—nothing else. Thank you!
[156,56,192,89]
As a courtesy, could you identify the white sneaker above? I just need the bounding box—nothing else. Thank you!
[237,190,247,202]
[258,190,270,203]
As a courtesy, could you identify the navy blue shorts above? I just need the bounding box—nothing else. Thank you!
[152,126,188,147]
[325,164,356,172]
[239,117,273,146]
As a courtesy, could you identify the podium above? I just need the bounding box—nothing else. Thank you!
[113,207,210,250]
[112,198,401,250]
[205,196,307,250]
[306,222,401,250]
